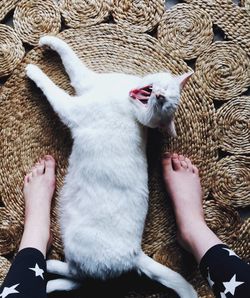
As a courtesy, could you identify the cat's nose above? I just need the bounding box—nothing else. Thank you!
[156,94,165,104]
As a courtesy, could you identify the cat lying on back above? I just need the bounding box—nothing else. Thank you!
[26,35,196,298]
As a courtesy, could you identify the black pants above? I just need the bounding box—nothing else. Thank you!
[0,248,46,298]
[1,245,250,298]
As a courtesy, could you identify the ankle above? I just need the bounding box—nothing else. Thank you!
[24,222,50,240]
[177,220,208,249]
[19,225,50,257]
[178,221,223,263]
[25,202,51,216]
[175,211,205,234]
[24,215,50,240]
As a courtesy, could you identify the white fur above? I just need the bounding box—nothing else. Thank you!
[26,36,196,298]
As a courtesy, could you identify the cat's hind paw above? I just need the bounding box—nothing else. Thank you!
[46,279,80,293]
[46,259,71,276]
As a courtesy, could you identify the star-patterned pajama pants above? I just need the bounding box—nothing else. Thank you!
[199,244,250,297]
[0,248,46,298]
[0,244,250,298]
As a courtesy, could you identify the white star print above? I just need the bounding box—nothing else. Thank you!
[220,292,227,298]
[207,268,214,287]
[223,274,244,296]
[222,248,239,258]
[0,284,19,298]
[29,263,44,279]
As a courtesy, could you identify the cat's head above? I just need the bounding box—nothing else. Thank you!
[129,71,193,137]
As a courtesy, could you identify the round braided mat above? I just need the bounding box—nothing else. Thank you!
[241,0,250,13]
[203,200,241,245]
[58,0,112,28]
[216,96,250,154]
[0,24,219,295]
[0,0,250,297]
[13,0,61,46]
[0,208,21,255]
[112,0,165,33]
[0,257,11,284]
[0,0,19,21]
[231,218,250,261]
[195,41,250,101]
[212,156,250,208]
[157,4,213,60]
[0,24,25,77]
[183,0,250,55]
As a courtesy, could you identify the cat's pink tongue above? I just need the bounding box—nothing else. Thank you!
[129,85,152,103]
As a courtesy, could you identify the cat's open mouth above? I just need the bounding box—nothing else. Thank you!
[129,85,153,104]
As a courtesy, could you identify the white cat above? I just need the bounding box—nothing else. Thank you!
[26,35,196,298]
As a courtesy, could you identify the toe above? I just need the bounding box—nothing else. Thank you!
[44,155,56,175]
[27,172,32,182]
[32,168,38,177]
[36,159,45,175]
[162,152,173,172]
[192,165,199,175]
[24,174,29,185]
[179,155,188,169]
[185,157,193,171]
[172,154,182,171]
[179,155,185,161]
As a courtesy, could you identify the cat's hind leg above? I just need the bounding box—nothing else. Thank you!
[39,36,94,95]
[136,252,197,298]
[47,260,72,278]
[46,260,81,293]
[26,64,77,127]
[46,279,81,293]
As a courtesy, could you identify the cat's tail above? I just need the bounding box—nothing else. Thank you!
[46,260,81,293]
[136,252,198,298]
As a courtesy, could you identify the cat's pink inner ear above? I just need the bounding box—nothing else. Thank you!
[178,71,194,89]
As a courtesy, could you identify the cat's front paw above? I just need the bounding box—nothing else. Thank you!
[39,35,65,50]
[26,64,43,81]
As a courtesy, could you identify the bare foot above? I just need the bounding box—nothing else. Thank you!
[162,153,222,262]
[23,155,55,216]
[162,153,204,220]
[19,155,56,256]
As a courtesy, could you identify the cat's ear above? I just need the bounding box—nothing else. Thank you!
[177,71,194,89]
[166,120,177,138]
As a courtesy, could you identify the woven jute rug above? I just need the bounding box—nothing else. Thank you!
[0,1,249,298]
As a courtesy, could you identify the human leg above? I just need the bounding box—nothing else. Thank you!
[0,156,56,298]
[162,153,250,298]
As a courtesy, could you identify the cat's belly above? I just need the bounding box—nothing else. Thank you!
[59,178,148,279]
[58,131,149,279]
[63,222,145,279]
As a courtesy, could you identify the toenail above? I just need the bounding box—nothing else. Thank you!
[163,152,171,158]
[172,153,178,158]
